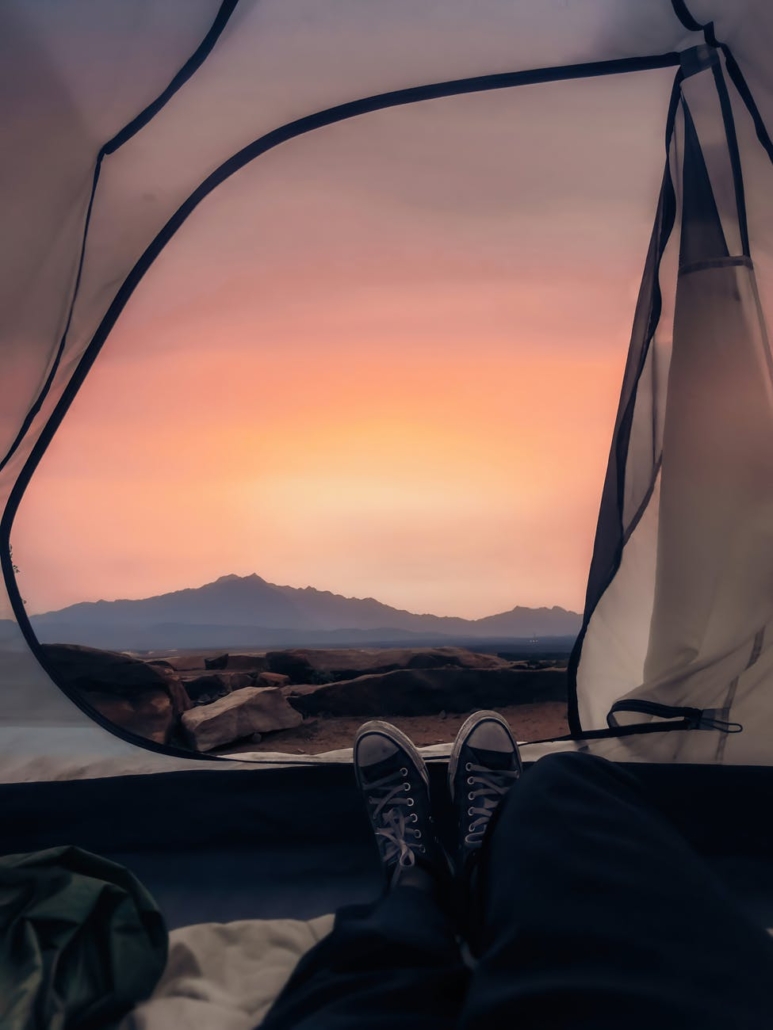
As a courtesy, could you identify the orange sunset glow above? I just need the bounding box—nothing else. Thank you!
[11,72,675,618]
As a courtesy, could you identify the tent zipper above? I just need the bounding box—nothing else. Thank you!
[607,699,742,733]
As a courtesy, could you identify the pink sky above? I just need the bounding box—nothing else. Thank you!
[13,70,675,618]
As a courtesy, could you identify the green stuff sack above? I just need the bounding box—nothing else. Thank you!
[0,846,167,1030]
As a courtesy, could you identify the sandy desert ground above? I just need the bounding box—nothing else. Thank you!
[222,701,569,755]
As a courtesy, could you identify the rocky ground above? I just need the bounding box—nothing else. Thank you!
[221,702,569,755]
[40,643,570,754]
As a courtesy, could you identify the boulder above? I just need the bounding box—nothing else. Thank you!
[154,654,209,673]
[181,687,303,752]
[203,653,269,672]
[284,666,567,718]
[403,648,512,671]
[40,643,191,745]
[254,671,291,688]
[223,654,269,672]
[264,651,318,684]
[265,647,511,684]
[156,666,194,717]
[182,671,253,704]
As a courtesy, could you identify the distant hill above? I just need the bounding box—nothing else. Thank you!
[21,574,582,651]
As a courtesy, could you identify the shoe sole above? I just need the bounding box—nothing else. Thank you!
[354,719,430,792]
[448,710,520,801]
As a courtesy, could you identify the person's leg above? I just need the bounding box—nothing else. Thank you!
[261,879,467,1030]
[462,751,773,1030]
[261,721,468,1030]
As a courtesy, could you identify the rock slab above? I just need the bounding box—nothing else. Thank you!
[254,671,291,688]
[265,647,512,684]
[181,671,253,704]
[153,654,208,673]
[285,667,567,718]
[204,653,268,672]
[40,643,190,744]
[181,686,303,751]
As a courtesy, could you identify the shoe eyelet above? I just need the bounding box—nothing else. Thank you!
[411,813,418,823]
[400,767,408,776]
[467,776,474,785]
[419,846,426,853]
[415,830,422,839]
[403,782,411,791]
[468,792,474,801]
[468,808,475,817]
[465,762,472,772]
[406,797,414,807]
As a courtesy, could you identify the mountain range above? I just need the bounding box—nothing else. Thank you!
[15,574,582,651]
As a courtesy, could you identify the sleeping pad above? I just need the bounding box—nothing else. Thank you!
[0,846,167,1030]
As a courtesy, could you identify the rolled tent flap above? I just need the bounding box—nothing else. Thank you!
[574,45,773,761]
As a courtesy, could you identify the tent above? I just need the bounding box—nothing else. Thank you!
[3,0,773,940]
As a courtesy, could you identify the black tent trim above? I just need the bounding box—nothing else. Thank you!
[715,46,773,168]
[566,71,682,736]
[0,164,101,480]
[710,61,750,257]
[620,456,662,549]
[670,0,704,34]
[671,1,773,167]
[2,49,698,762]
[103,0,241,155]
[0,0,242,479]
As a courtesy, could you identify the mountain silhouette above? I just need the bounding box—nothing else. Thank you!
[25,574,582,651]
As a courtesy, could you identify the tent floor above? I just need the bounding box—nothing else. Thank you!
[104,850,773,933]
[108,845,380,929]
[3,760,773,929]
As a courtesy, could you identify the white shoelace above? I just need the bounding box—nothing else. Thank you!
[367,768,422,870]
[464,763,520,846]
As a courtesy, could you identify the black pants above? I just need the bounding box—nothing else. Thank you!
[261,752,773,1029]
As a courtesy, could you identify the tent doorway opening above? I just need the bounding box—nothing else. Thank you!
[11,68,677,758]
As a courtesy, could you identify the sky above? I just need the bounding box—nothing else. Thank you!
[13,58,677,619]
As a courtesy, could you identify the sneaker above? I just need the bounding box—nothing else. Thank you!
[449,711,522,877]
[354,720,448,887]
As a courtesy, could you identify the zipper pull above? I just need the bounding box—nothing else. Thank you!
[690,711,743,733]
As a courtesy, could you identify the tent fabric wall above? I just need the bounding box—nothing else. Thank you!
[573,39,773,763]
[1,1,773,775]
